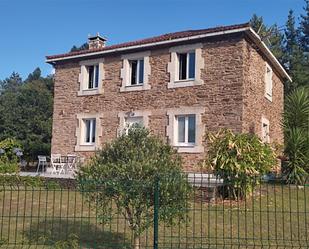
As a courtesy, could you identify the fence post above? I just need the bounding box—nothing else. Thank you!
[153,177,159,249]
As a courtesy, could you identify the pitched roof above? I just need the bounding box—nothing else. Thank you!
[46,23,250,61]
[45,22,291,81]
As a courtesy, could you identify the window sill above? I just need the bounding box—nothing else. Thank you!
[264,94,273,102]
[168,79,203,89]
[120,84,151,92]
[174,145,204,153]
[74,144,98,152]
[77,88,102,96]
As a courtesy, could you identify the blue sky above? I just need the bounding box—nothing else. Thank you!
[0,0,306,80]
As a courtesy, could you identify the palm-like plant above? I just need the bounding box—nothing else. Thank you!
[283,87,309,184]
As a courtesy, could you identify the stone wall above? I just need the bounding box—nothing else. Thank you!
[242,40,284,145]
[51,34,284,171]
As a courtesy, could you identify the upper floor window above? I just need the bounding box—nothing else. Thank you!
[87,65,99,89]
[78,59,104,96]
[178,52,195,81]
[129,59,144,85]
[168,43,204,89]
[120,51,151,92]
[265,63,273,101]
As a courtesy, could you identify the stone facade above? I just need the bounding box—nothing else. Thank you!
[51,34,285,172]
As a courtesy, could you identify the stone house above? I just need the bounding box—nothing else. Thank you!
[46,23,291,171]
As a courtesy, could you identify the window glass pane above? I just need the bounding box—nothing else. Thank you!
[126,117,143,128]
[188,115,196,143]
[88,66,94,89]
[85,120,91,143]
[177,116,186,143]
[94,65,99,88]
[179,53,187,80]
[266,66,272,96]
[91,119,96,143]
[188,52,195,79]
[138,59,144,84]
[130,60,138,85]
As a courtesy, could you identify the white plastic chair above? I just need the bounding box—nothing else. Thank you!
[67,154,77,172]
[37,156,47,173]
[51,154,65,175]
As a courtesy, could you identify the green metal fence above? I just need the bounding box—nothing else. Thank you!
[0,175,308,248]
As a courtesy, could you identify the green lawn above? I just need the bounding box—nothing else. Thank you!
[0,184,308,249]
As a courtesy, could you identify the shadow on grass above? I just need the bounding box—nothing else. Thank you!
[23,218,131,249]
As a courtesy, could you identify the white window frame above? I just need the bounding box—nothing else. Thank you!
[78,58,104,96]
[117,110,151,136]
[82,118,96,145]
[86,65,99,90]
[120,51,151,92]
[168,43,204,89]
[177,51,196,81]
[175,115,196,147]
[128,59,144,86]
[261,117,270,143]
[265,63,273,102]
[166,107,205,153]
[75,113,102,151]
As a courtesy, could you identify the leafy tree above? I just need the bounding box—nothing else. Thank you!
[0,72,23,92]
[70,42,89,52]
[283,87,309,184]
[77,126,190,249]
[205,129,276,199]
[0,71,53,162]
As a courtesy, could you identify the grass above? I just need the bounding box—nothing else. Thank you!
[0,183,308,248]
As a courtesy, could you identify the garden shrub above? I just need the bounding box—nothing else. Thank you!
[205,129,276,199]
[0,138,22,173]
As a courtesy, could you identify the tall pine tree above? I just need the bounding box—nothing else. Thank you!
[250,14,284,63]
[300,0,309,52]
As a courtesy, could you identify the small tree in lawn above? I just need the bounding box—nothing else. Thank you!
[76,126,190,249]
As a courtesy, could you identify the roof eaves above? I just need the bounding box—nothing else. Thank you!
[46,25,250,63]
[246,28,292,82]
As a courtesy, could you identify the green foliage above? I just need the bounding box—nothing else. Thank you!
[300,0,309,52]
[77,126,190,248]
[0,175,61,189]
[0,138,22,173]
[283,87,309,184]
[54,234,79,249]
[205,130,276,199]
[0,72,22,92]
[70,42,89,52]
[250,15,284,62]
[0,69,53,161]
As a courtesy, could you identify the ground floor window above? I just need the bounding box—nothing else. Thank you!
[83,118,96,144]
[176,114,196,146]
[261,117,270,143]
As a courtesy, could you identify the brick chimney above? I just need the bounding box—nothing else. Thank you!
[88,33,107,49]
